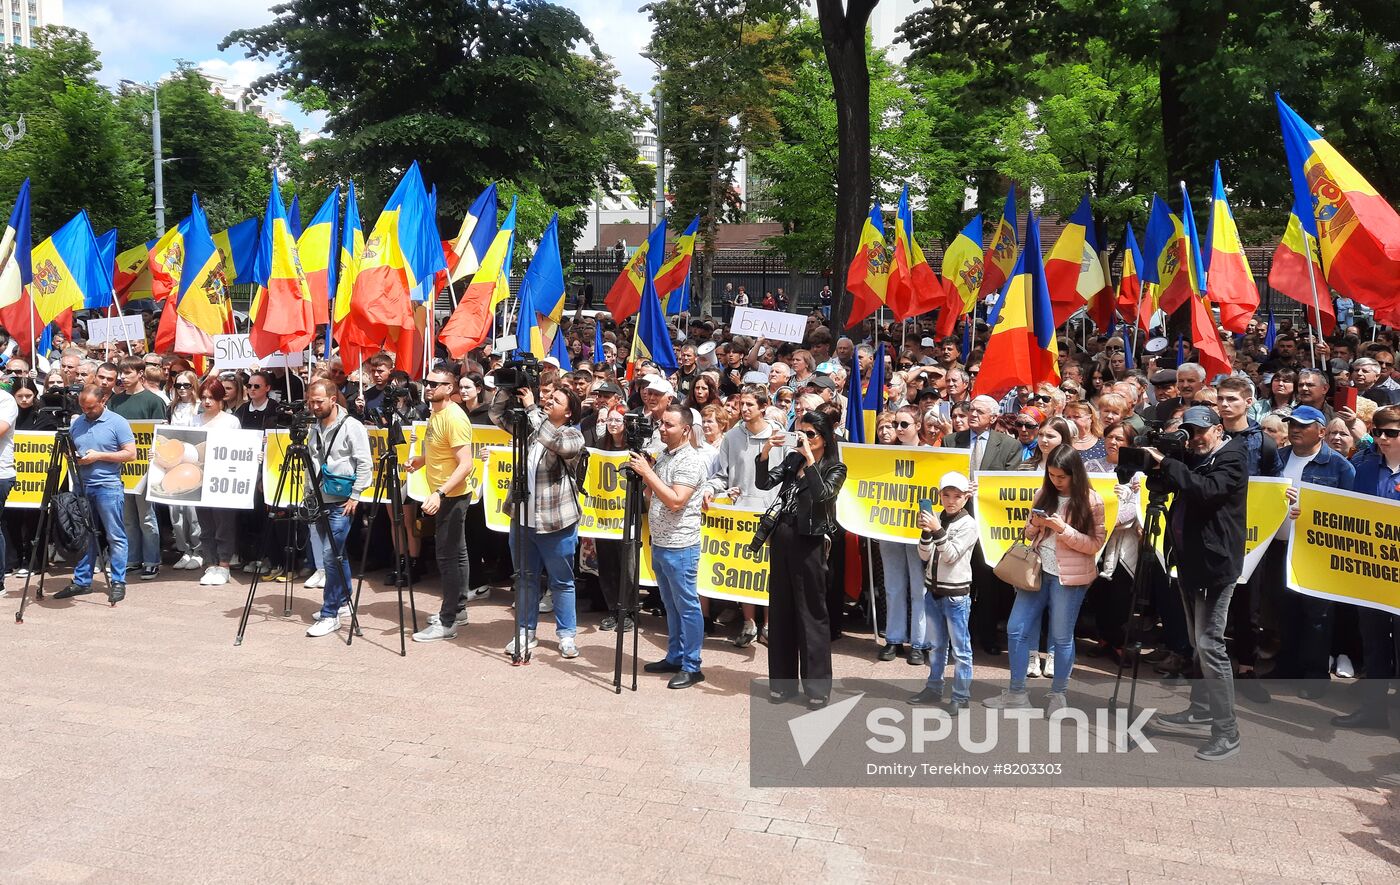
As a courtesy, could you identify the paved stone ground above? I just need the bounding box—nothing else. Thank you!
[2,569,1399,884]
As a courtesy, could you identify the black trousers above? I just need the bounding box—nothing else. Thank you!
[1357,607,1400,704]
[767,521,831,698]
[435,494,471,627]
[595,537,624,612]
[826,526,846,638]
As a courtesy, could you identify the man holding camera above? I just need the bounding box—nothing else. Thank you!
[1144,406,1249,761]
[629,404,707,688]
[304,380,373,638]
[409,368,476,642]
[55,386,136,604]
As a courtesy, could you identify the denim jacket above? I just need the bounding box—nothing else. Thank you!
[1279,443,1355,492]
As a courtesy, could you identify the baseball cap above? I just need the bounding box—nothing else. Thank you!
[643,376,675,397]
[741,370,768,385]
[1287,405,1327,427]
[593,381,624,398]
[815,361,837,375]
[803,374,837,391]
[920,337,936,347]
[939,471,970,493]
[1180,405,1222,430]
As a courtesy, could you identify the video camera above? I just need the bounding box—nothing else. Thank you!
[272,399,315,441]
[622,410,655,454]
[38,383,83,427]
[1118,421,1189,477]
[491,355,541,396]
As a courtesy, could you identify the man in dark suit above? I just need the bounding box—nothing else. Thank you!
[942,394,1022,654]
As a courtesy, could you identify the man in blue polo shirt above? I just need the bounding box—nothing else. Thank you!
[55,385,135,604]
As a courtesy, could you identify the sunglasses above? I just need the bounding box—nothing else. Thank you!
[800,429,819,440]
[5,369,23,375]
[174,383,193,390]
[426,379,454,388]
[1031,395,1052,404]
[1374,427,1400,439]
[1015,422,1038,430]
[895,420,914,429]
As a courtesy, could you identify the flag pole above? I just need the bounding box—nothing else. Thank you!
[1300,231,1325,368]
[1131,282,1150,359]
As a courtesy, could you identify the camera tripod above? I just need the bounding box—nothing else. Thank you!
[1108,489,1170,747]
[15,426,116,622]
[612,461,645,693]
[234,422,353,646]
[506,403,533,666]
[348,414,419,656]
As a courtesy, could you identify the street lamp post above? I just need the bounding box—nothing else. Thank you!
[152,87,165,236]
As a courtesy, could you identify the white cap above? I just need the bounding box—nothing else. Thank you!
[920,337,936,347]
[543,356,561,368]
[939,471,970,493]
[741,370,768,385]
[643,376,675,397]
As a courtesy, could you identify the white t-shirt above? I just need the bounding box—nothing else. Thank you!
[0,388,16,479]
[195,410,241,432]
[1274,448,1318,541]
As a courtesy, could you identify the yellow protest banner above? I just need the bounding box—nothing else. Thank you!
[483,446,513,533]
[122,421,162,493]
[834,443,971,544]
[1287,483,1400,616]
[697,504,770,605]
[974,471,1120,567]
[578,449,629,539]
[262,429,312,507]
[10,431,63,508]
[1238,477,1291,582]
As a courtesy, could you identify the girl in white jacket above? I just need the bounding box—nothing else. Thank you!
[908,471,980,713]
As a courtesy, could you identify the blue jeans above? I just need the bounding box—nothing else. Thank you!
[878,540,928,648]
[74,485,127,587]
[924,593,973,701]
[651,543,702,672]
[1007,573,1088,693]
[312,507,353,619]
[122,493,160,568]
[508,525,578,638]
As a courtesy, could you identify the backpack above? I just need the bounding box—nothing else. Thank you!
[51,491,93,554]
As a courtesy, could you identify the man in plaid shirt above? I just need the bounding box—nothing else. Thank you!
[488,383,587,659]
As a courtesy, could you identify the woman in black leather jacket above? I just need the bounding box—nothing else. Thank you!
[755,409,847,707]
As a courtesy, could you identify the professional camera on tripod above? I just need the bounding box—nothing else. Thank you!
[622,411,655,454]
[1117,421,1189,476]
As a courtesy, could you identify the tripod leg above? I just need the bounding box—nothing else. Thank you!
[235,449,298,645]
[347,455,390,648]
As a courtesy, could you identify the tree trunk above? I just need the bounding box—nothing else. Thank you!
[816,0,876,335]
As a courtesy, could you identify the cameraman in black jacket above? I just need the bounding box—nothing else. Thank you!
[1142,406,1249,762]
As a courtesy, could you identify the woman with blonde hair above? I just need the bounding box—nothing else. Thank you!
[1065,401,1106,463]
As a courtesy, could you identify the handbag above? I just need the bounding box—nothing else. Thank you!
[994,534,1043,591]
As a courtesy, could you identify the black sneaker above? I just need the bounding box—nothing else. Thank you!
[906,687,943,707]
[1148,708,1212,737]
[53,583,93,600]
[907,648,927,667]
[107,582,126,604]
[877,643,902,662]
[599,615,618,631]
[1195,734,1241,762]
[139,565,159,581]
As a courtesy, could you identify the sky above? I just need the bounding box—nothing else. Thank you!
[65,0,659,135]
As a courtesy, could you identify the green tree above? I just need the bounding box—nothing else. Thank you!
[0,27,149,243]
[645,0,801,311]
[222,0,650,236]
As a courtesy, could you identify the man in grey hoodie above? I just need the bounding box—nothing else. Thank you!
[701,384,789,646]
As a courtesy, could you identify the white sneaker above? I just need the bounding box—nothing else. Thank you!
[306,615,341,637]
[1026,655,1042,678]
[1045,691,1068,714]
[559,637,579,659]
[504,630,539,655]
[173,554,193,570]
[538,592,553,613]
[207,567,230,586]
[338,604,352,619]
[229,555,243,569]
[305,569,325,589]
[412,619,457,642]
[198,566,219,585]
[1335,654,1355,679]
[186,555,205,571]
[983,689,1032,709]
[1044,651,1055,679]
[13,567,30,577]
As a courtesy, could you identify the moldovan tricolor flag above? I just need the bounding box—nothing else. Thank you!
[0,179,37,351]
[448,183,498,284]
[605,218,666,322]
[627,271,678,377]
[887,185,941,321]
[936,214,983,337]
[148,222,185,303]
[298,188,340,326]
[980,186,1019,297]
[845,202,890,325]
[974,212,1058,398]
[30,210,109,328]
[1268,210,1336,335]
[1277,94,1400,323]
[1044,194,1111,328]
[248,175,314,358]
[333,181,380,368]
[1143,194,1198,315]
[1203,162,1258,334]
[212,218,260,286]
[515,213,565,359]
[1116,225,1148,331]
[349,162,444,346]
[655,214,698,315]
[113,239,152,304]
[439,196,516,358]
[1190,289,1232,381]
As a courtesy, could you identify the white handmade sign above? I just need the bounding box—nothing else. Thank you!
[213,334,305,371]
[146,427,262,509]
[731,306,806,344]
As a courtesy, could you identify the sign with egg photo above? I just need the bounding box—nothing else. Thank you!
[145,427,263,509]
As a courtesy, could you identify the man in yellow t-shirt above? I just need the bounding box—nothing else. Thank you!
[408,368,475,641]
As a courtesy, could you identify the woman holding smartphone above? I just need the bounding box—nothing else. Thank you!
[876,405,931,665]
[985,445,1107,712]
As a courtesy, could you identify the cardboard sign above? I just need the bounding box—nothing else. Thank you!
[146,426,262,509]
[122,421,163,494]
[85,315,145,345]
[9,431,66,508]
[731,306,806,344]
[213,334,305,371]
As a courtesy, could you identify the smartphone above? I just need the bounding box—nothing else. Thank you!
[1332,386,1357,411]
[918,498,935,514]
[1030,508,1048,518]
